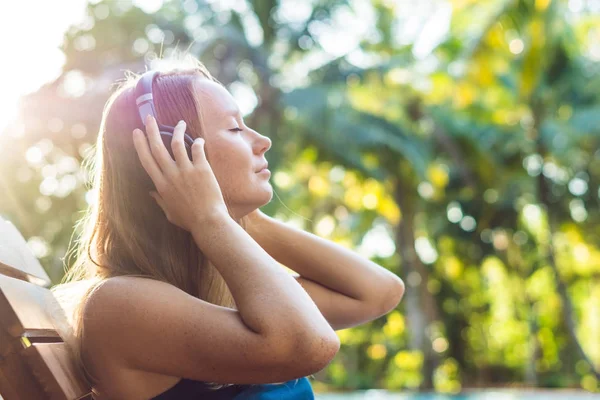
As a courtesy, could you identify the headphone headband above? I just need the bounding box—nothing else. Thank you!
[135,70,160,126]
[133,70,195,160]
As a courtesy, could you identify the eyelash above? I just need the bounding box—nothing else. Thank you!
[230,127,243,132]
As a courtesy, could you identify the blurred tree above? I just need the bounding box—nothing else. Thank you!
[1,0,599,394]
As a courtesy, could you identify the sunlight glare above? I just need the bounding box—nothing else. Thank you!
[0,0,87,134]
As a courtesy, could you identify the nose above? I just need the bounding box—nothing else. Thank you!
[253,132,271,155]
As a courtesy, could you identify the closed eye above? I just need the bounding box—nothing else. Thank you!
[230,127,243,132]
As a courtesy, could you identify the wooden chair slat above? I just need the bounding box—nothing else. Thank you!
[0,332,47,400]
[0,218,51,287]
[0,274,63,338]
[0,323,21,358]
[23,343,91,400]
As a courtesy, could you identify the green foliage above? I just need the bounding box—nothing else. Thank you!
[1,0,599,394]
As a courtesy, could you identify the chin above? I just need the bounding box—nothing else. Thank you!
[258,189,273,206]
[234,195,273,218]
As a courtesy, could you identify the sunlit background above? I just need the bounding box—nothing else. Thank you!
[1,0,599,397]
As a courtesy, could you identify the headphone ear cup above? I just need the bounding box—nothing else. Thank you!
[159,131,194,161]
[159,131,176,160]
[182,133,195,160]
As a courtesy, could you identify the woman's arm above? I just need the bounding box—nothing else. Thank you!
[192,213,340,351]
[246,210,405,330]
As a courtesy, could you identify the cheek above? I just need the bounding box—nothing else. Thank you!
[205,141,229,172]
[210,154,243,180]
[210,139,250,171]
[207,148,248,188]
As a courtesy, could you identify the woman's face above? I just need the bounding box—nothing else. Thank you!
[194,78,273,220]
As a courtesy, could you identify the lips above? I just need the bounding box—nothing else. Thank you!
[255,162,269,172]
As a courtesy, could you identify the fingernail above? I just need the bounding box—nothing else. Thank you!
[178,120,185,126]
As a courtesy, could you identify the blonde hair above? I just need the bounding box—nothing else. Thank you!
[51,56,296,395]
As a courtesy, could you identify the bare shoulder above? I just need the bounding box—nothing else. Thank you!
[80,276,192,398]
[81,276,174,347]
[83,275,178,317]
[80,276,175,363]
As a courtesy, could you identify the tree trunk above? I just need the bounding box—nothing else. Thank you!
[525,300,540,386]
[393,178,440,389]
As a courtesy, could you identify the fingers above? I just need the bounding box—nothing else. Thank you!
[191,137,207,167]
[171,120,191,168]
[133,128,167,190]
[144,114,176,175]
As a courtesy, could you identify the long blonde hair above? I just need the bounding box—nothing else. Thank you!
[51,57,259,393]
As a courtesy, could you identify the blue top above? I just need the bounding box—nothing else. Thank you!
[151,376,314,399]
[235,377,314,399]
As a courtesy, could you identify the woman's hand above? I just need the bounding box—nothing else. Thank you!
[132,115,229,231]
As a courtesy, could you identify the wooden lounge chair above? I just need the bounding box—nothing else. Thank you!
[0,216,92,399]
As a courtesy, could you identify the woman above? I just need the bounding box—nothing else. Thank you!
[52,57,405,399]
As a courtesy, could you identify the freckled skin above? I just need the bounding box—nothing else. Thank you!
[195,79,273,220]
